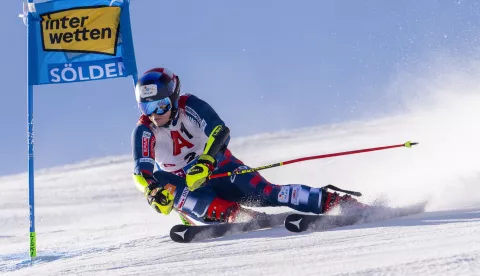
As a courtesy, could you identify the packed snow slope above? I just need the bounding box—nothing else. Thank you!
[2,61,480,275]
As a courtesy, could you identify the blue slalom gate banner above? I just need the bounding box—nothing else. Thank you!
[24,0,137,261]
[27,0,137,85]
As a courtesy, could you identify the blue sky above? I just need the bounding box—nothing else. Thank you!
[0,0,479,176]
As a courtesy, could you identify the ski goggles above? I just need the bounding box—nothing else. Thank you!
[138,97,172,116]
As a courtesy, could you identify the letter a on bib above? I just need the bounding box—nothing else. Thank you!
[171,131,194,156]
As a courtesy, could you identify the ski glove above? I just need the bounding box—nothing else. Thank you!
[186,154,215,191]
[145,183,174,215]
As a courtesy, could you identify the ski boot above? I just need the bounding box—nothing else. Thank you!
[321,185,368,215]
[203,197,241,223]
[203,197,267,223]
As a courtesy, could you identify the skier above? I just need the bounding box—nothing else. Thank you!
[132,68,365,225]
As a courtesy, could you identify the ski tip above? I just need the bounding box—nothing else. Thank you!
[170,224,193,243]
[404,141,419,148]
[284,214,308,233]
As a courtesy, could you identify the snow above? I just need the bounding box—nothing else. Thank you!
[2,64,480,275]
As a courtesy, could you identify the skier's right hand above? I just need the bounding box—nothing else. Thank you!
[145,183,174,215]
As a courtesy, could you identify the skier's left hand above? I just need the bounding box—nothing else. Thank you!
[186,154,215,191]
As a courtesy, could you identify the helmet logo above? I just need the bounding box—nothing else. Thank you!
[138,84,157,100]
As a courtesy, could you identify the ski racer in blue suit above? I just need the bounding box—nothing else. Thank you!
[132,68,365,225]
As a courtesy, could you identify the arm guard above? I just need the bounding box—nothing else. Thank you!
[203,125,230,160]
[133,173,151,194]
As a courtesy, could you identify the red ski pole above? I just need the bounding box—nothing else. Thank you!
[209,141,418,179]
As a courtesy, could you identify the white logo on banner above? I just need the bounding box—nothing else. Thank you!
[49,62,124,83]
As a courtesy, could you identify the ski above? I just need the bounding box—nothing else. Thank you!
[170,212,289,243]
[285,201,427,233]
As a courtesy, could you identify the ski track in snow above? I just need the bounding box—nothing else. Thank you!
[2,61,480,275]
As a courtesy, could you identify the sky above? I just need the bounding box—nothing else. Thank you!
[0,0,479,176]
